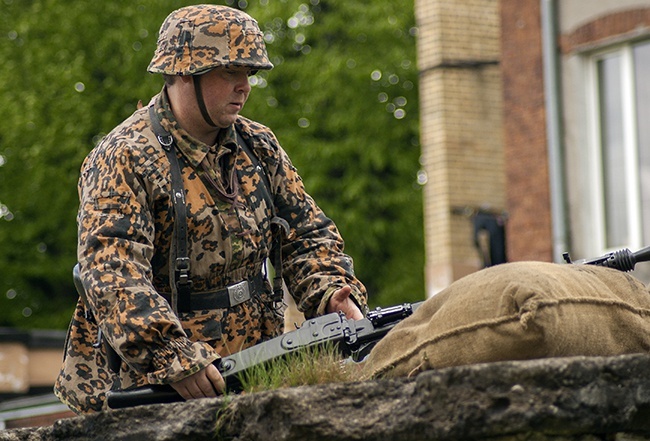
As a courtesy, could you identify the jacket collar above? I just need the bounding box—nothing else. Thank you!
[153,88,239,168]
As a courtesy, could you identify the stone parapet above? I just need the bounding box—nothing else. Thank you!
[3,353,650,440]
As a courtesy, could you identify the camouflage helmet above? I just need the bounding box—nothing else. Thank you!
[148,4,273,75]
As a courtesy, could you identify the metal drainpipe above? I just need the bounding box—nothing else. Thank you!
[540,0,569,262]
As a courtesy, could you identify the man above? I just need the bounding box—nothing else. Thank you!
[55,4,367,414]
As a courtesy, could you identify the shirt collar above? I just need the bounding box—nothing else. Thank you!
[154,88,239,168]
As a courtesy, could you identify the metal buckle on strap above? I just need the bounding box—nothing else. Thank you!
[228,280,251,307]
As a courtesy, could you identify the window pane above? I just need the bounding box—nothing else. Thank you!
[597,55,628,248]
[634,41,650,245]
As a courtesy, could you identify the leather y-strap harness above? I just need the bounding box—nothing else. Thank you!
[148,106,287,313]
[149,106,192,312]
[235,130,289,308]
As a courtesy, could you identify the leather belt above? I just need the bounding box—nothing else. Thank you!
[162,273,264,311]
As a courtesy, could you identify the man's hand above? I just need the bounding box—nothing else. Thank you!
[170,364,225,400]
[327,285,363,320]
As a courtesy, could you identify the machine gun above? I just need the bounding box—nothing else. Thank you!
[562,245,650,272]
[106,301,422,409]
[93,245,650,409]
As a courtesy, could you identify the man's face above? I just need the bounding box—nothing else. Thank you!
[196,66,252,128]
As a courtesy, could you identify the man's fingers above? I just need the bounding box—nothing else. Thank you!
[205,364,226,394]
[328,285,363,320]
[195,370,218,398]
[187,381,205,399]
[328,286,352,312]
[346,306,363,320]
[171,383,193,401]
[174,379,204,400]
[331,285,352,302]
[171,365,225,400]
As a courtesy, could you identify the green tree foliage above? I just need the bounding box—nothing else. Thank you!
[243,1,424,307]
[0,0,423,329]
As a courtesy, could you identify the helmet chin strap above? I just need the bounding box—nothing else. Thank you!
[192,75,218,128]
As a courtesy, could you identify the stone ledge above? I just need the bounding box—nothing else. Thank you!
[3,353,650,440]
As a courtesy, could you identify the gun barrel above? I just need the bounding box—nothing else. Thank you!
[633,245,650,265]
[564,246,650,272]
[585,248,635,271]
[367,303,414,327]
[105,384,181,409]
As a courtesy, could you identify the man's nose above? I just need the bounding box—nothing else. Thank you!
[237,75,251,94]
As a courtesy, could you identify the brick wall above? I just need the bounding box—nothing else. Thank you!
[499,0,553,262]
[560,8,650,53]
[498,3,650,264]
[416,0,505,295]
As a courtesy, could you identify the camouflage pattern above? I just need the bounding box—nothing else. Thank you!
[148,5,273,76]
[54,90,367,414]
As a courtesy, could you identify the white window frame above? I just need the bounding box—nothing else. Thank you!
[585,43,642,253]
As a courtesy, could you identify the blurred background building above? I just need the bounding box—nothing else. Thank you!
[0,329,73,428]
[418,0,650,295]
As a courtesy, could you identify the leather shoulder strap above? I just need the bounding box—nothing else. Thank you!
[235,129,288,306]
[148,106,192,313]
[236,129,274,213]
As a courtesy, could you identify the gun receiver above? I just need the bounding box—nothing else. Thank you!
[562,245,650,272]
[106,301,422,409]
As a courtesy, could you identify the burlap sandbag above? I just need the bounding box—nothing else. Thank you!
[361,261,650,380]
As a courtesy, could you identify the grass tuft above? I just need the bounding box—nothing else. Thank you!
[237,343,363,393]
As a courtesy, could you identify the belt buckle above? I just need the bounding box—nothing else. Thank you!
[228,280,251,307]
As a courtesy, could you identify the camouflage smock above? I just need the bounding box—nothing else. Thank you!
[54,89,367,414]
